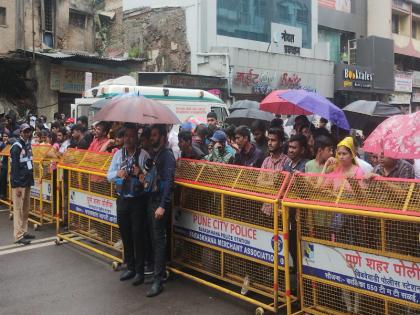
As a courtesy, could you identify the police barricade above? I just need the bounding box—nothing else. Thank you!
[55,149,123,268]
[29,144,58,229]
[0,144,12,218]
[169,159,295,315]
[282,173,420,315]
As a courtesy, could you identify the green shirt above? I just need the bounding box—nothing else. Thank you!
[205,150,234,164]
[304,159,325,174]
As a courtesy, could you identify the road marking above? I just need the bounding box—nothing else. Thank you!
[0,240,57,256]
[0,236,56,252]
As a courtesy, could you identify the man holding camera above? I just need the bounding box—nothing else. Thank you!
[204,130,234,164]
[107,124,150,286]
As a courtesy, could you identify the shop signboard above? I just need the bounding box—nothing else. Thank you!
[271,23,302,56]
[319,0,352,13]
[394,71,413,93]
[335,64,375,91]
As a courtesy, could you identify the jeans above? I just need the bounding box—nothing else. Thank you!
[117,196,147,274]
[147,198,170,283]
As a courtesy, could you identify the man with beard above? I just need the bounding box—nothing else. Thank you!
[144,124,176,297]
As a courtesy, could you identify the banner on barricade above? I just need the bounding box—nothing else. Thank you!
[173,209,289,266]
[302,241,420,304]
[69,189,117,224]
[31,181,52,202]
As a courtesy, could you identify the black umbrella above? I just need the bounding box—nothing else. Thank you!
[225,108,274,127]
[229,100,260,113]
[343,100,402,130]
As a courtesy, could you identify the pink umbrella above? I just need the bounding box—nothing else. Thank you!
[363,111,420,159]
[260,89,311,115]
[93,94,181,125]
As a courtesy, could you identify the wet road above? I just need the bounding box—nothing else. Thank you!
[0,209,256,315]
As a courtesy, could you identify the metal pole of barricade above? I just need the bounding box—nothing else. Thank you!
[282,203,291,315]
[273,202,279,311]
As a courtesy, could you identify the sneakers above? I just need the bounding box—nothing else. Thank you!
[15,238,31,245]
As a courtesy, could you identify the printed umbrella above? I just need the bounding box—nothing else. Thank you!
[363,111,420,159]
[343,100,402,130]
[260,89,350,130]
[93,94,180,125]
[225,108,274,127]
[229,100,260,113]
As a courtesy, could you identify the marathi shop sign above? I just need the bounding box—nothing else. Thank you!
[302,241,419,304]
[271,23,302,56]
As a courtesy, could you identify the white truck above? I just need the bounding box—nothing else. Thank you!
[71,76,228,125]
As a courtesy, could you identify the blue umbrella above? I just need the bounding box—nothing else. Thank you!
[279,90,350,130]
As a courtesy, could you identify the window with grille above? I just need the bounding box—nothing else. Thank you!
[0,7,6,25]
[44,0,53,31]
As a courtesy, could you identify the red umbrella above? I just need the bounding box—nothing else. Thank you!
[363,111,420,159]
[260,90,311,116]
[93,95,181,125]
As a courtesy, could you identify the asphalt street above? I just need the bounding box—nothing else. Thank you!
[0,209,256,315]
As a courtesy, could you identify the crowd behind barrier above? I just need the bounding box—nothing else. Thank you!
[0,110,419,313]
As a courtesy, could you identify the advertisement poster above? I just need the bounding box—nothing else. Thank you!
[69,189,117,224]
[173,209,290,266]
[31,180,52,202]
[319,0,352,13]
[302,241,419,304]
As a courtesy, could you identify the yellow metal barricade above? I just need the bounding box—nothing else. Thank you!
[29,145,58,229]
[56,149,122,268]
[282,173,420,315]
[0,144,12,218]
[170,159,294,315]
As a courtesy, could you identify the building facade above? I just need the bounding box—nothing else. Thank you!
[368,0,420,112]
[0,0,143,120]
[124,0,335,102]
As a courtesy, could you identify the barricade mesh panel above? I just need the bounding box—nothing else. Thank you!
[68,211,121,249]
[302,278,386,315]
[175,159,288,198]
[172,238,221,276]
[299,209,420,259]
[62,149,86,165]
[285,174,420,216]
[224,195,280,230]
[388,302,420,315]
[224,253,283,294]
[61,149,111,173]
[32,145,53,160]
[179,187,221,216]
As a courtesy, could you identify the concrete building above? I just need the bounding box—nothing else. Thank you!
[123,0,335,102]
[0,0,144,120]
[318,0,395,107]
[368,0,420,112]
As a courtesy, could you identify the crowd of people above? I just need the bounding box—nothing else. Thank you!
[1,109,419,301]
[178,112,418,181]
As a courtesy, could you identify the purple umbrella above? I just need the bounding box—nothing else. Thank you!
[279,90,350,130]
